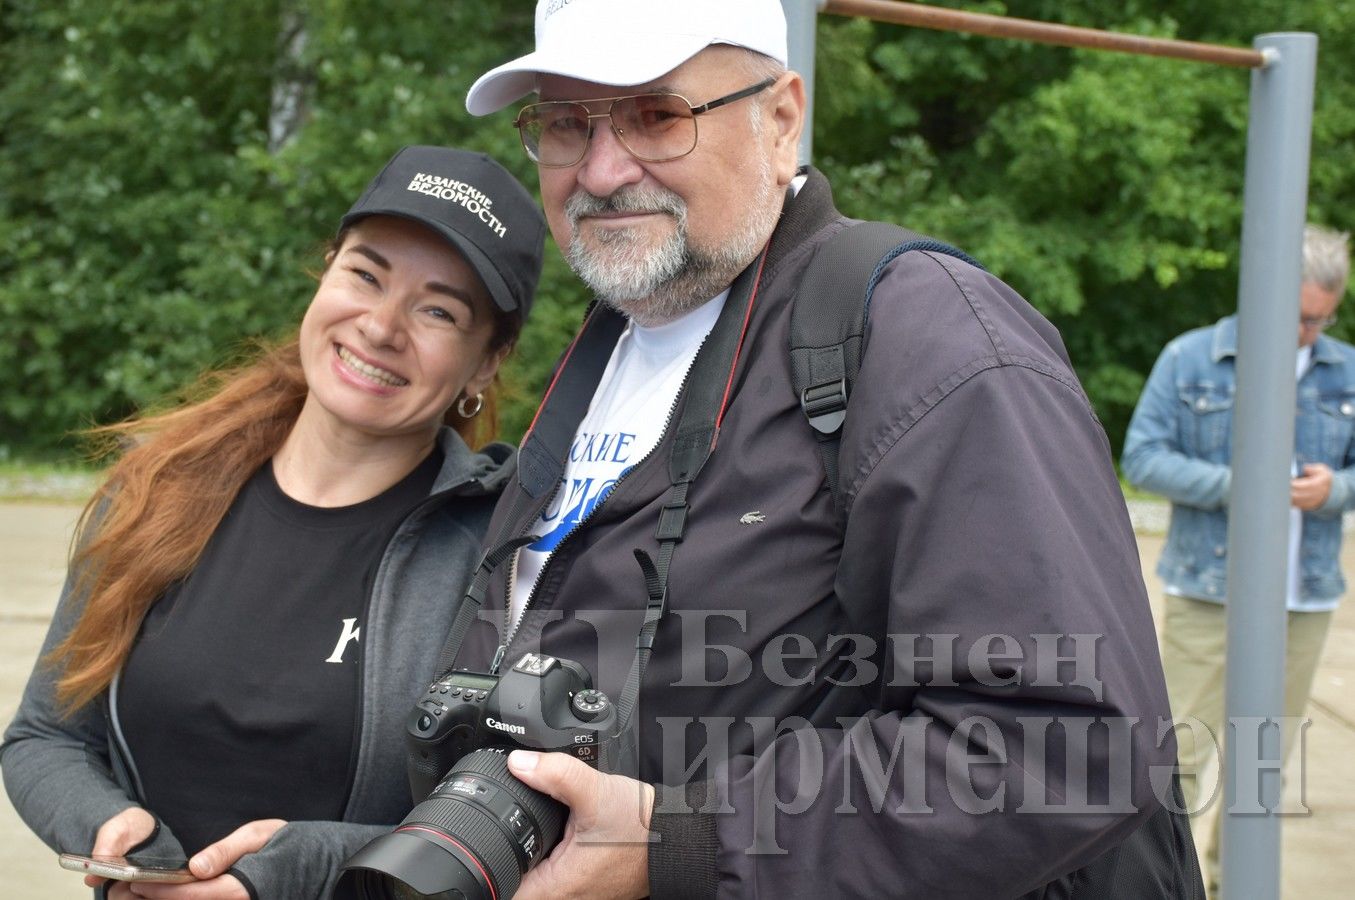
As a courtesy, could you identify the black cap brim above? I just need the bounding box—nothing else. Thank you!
[338,209,520,315]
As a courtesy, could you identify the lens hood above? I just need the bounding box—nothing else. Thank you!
[338,826,492,900]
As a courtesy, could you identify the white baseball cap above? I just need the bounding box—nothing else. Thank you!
[465,0,789,116]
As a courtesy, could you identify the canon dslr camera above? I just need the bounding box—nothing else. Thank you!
[336,652,618,900]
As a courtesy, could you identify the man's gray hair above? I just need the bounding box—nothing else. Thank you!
[736,47,789,83]
[733,48,791,157]
[1303,223,1350,295]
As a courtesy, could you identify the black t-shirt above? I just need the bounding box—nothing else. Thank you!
[120,451,441,854]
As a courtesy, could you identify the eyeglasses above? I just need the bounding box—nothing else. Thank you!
[514,77,777,168]
[1300,314,1338,330]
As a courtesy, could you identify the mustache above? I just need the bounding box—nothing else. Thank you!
[564,185,686,224]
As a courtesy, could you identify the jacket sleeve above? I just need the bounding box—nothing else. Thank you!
[1316,465,1355,516]
[1,565,186,862]
[1315,381,1355,516]
[653,255,1176,898]
[1121,341,1232,509]
[227,820,390,899]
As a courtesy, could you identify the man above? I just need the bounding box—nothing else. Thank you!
[1122,223,1353,891]
[454,2,1192,897]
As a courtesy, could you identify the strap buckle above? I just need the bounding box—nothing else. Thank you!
[801,379,849,435]
[655,501,688,542]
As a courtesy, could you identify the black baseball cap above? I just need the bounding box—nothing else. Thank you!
[340,146,546,317]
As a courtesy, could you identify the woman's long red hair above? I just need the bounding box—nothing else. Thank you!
[50,311,515,712]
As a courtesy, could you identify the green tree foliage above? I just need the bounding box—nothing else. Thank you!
[2,1,1353,457]
[816,0,1355,448]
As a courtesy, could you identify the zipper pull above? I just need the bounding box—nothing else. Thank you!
[490,644,508,675]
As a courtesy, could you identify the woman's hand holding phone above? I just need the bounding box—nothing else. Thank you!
[187,817,287,881]
[84,807,160,887]
[132,818,287,899]
[71,817,287,899]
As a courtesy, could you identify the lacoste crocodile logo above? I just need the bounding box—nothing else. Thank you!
[739,511,766,525]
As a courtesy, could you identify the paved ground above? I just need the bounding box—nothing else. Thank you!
[2,504,83,897]
[1,500,1351,897]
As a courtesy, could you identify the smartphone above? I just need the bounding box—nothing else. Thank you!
[58,852,195,883]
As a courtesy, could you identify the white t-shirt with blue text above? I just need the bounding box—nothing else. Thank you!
[509,292,728,629]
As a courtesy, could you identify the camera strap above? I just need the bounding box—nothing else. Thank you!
[516,305,629,500]
[613,248,770,733]
[433,534,538,680]
[428,304,629,681]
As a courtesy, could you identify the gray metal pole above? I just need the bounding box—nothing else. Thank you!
[781,0,824,164]
[1222,31,1317,899]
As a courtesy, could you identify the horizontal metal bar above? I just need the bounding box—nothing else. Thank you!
[823,0,1266,68]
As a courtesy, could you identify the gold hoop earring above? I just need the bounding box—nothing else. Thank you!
[456,392,484,418]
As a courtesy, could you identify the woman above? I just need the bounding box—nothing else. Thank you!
[0,145,547,899]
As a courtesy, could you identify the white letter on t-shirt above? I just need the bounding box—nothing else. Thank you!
[325,618,361,663]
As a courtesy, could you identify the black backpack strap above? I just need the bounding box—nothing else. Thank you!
[791,221,982,512]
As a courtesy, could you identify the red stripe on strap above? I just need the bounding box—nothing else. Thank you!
[520,310,595,443]
[712,249,769,446]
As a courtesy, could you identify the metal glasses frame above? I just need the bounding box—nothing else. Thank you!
[514,77,778,167]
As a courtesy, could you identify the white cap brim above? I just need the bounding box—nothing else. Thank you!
[466,34,766,116]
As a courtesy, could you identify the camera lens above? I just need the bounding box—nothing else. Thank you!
[347,870,461,900]
[339,748,565,900]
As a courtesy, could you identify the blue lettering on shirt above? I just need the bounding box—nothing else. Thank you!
[569,430,637,464]
[531,465,633,551]
[532,430,640,551]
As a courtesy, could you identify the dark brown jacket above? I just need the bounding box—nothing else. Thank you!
[455,170,1194,898]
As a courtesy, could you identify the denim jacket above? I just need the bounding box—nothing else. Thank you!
[1122,315,1355,609]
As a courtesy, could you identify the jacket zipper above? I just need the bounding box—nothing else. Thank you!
[105,672,148,804]
[494,338,709,671]
[343,471,488,816]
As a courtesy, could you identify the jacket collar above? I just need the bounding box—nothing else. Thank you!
[431,426,515,495]
[1211,313,1344,366]
[1210,315,1238,362]
[1311,333,1345,366]
[764,167,842,277]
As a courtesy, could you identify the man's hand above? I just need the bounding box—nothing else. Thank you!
[507,750,655,900]
[125,819,285,900]
[1292,462,1334,511]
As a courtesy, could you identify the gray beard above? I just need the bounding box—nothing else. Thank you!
[564,183,779,326]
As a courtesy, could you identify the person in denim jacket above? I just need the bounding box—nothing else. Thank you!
[1122,223,1352,892]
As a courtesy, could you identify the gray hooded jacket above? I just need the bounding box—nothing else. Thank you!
[1,428,512,898]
